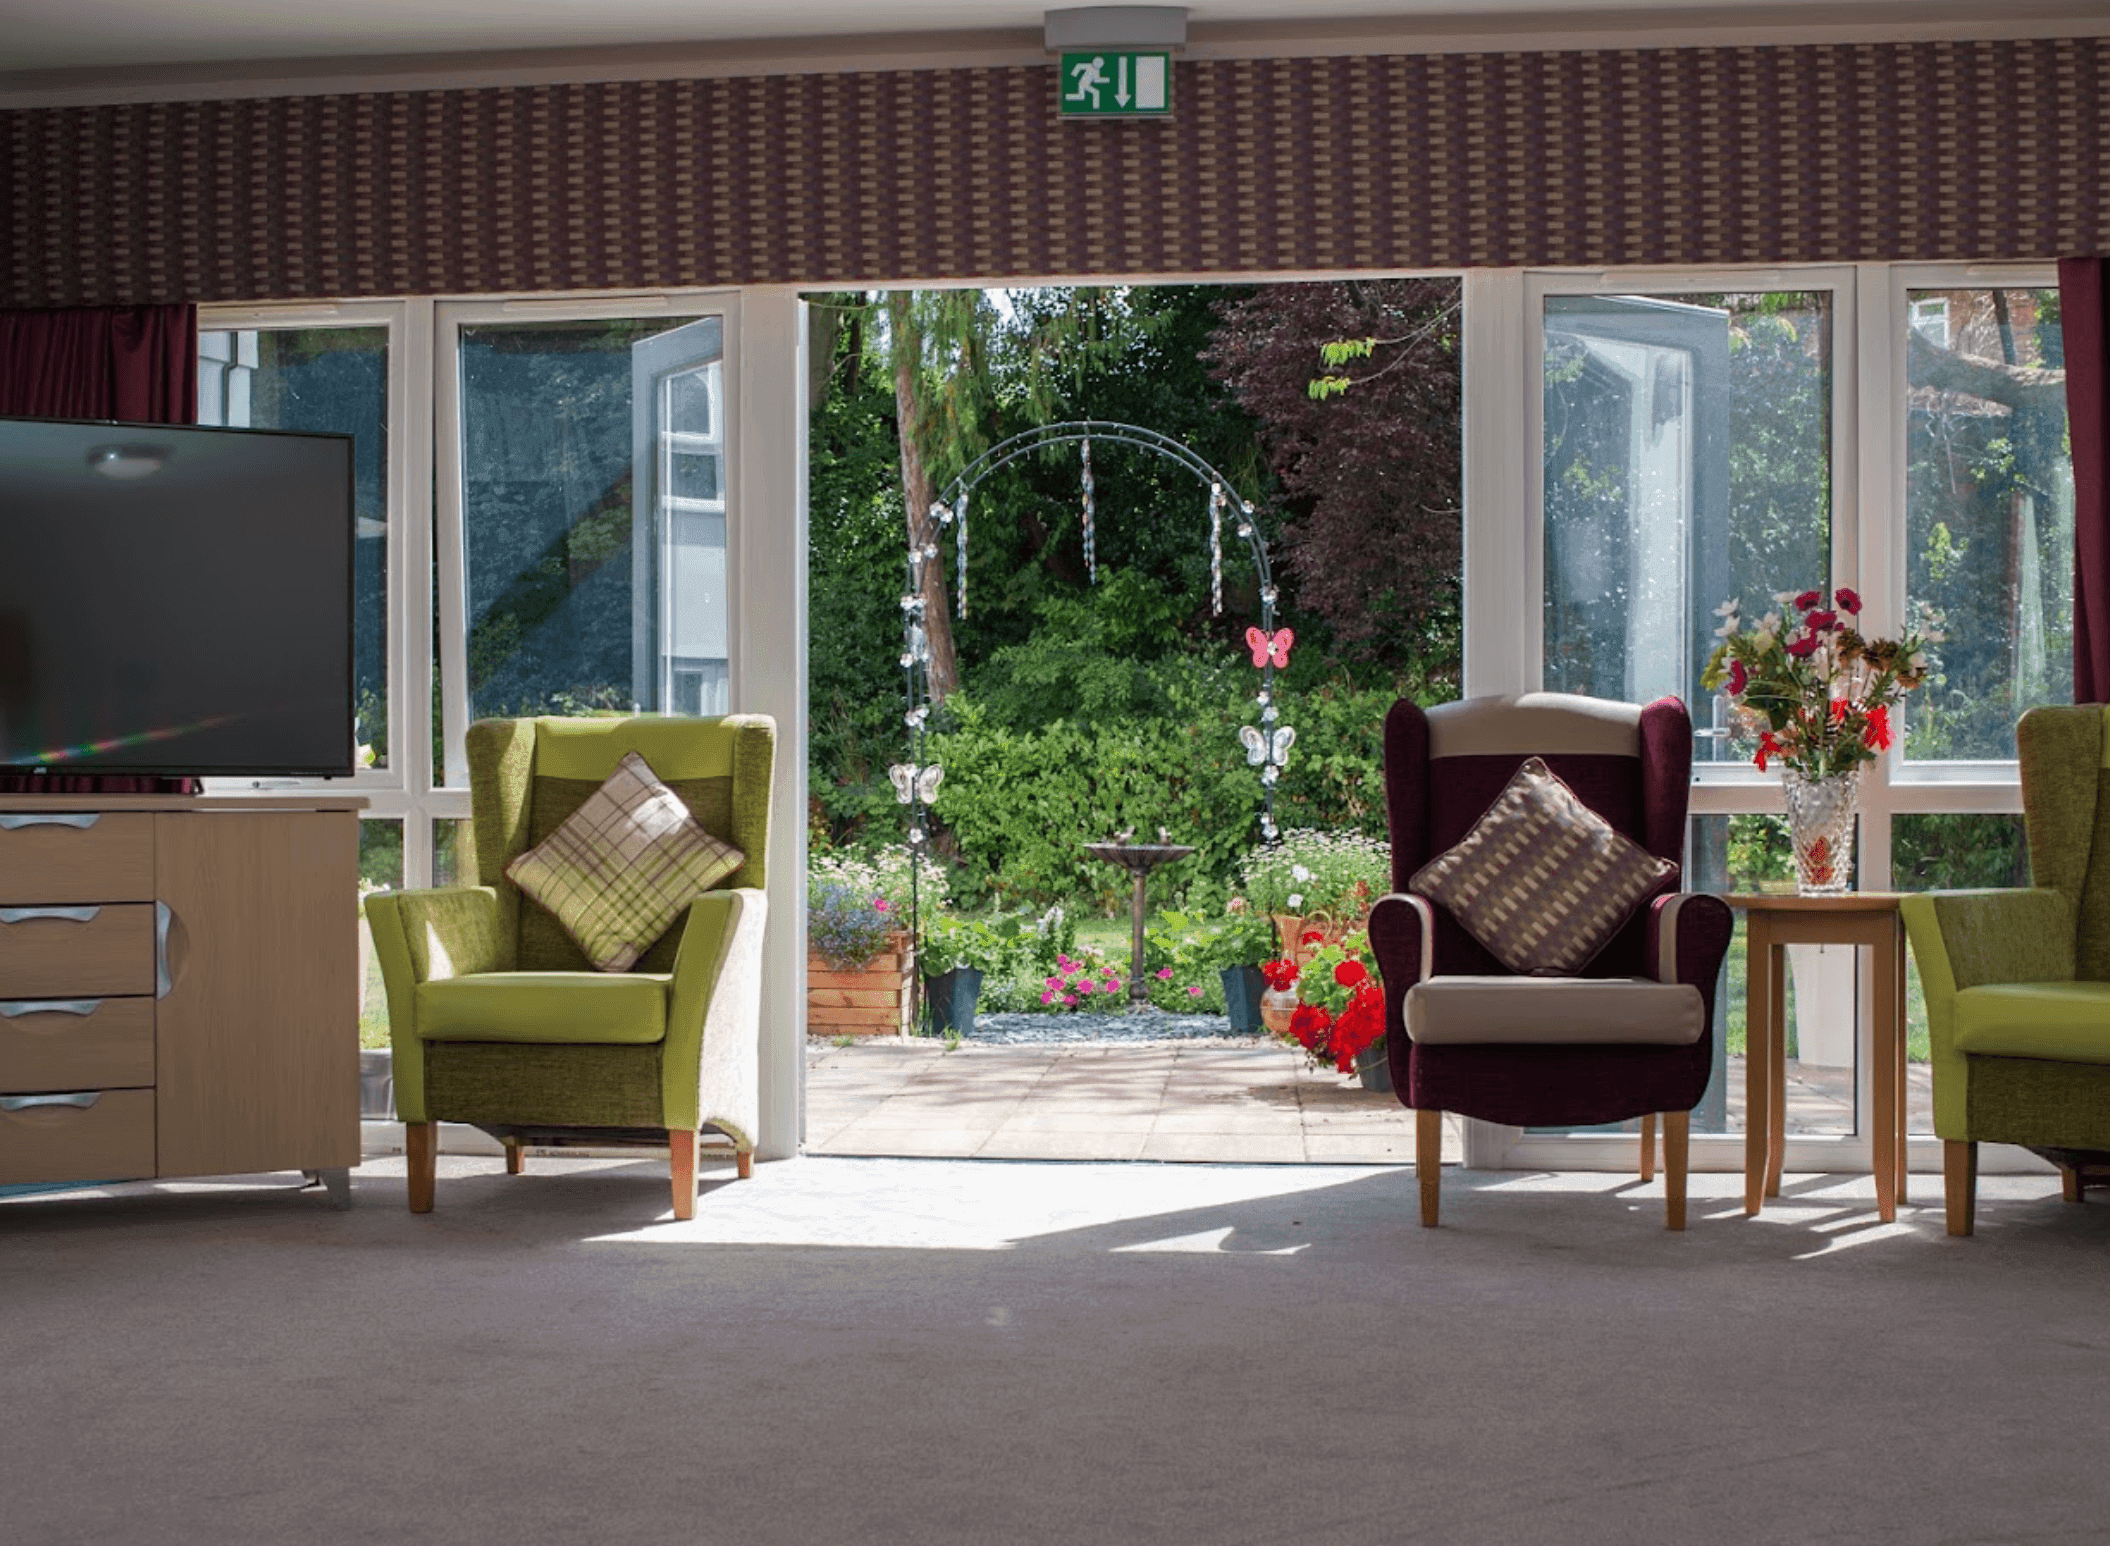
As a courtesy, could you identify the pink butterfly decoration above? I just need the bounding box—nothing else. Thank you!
[1245,626,1293,670]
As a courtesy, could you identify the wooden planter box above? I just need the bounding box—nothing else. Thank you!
[806,931,915,1038]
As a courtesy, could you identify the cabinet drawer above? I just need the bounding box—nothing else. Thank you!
[0,998,154,1093]
[0,904,158,998]
[0,812,155,903]
[0,1087,155,1186]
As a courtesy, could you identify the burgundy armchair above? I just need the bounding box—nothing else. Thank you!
[1368,692,1733,1229]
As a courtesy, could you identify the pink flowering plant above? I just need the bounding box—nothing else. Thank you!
[1701,588,1940,779]
[1040,950,1124,1010]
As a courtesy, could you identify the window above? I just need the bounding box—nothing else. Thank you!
[200,294,738,885]
[1902,285,2073,763]
[1493,263,2072,1171]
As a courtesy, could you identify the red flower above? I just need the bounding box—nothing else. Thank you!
[1289,1002,1333,1051]
[1328,984,1387,1074]
[1867,704,1893,750]
[1804,609,1838,632]
[1829,697,1847,723]
[1333,959,1369,988]
[1755,731,1780,772]
[1786,634,1820,658]
[1835,587,1862,614]
[1794,589,1823,609]
[1261,958,1299,992]
[1300,930,1326,945]
[1727,660,1748,696]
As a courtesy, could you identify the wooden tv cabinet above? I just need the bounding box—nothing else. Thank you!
[0,795,364,1207]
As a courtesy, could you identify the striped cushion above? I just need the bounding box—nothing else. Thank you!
[505,750,744,972]
[1411,756,1674,977]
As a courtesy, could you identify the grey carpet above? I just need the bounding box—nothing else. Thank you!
[3,1155,2104,1546]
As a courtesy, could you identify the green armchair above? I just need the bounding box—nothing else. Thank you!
[365,714,774,1218]
[1901,703,2110,1235]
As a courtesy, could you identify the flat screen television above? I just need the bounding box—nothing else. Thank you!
[0,415,355,778]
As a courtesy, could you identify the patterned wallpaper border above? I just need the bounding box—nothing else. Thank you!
[3,37,2104,306]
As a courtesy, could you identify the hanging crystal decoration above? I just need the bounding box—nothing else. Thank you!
[954,491,969,619]
[1208,483,1224,616]
[1080,437,1097,584]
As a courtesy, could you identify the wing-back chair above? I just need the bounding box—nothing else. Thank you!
[1368,692,1733,1229]
[365,714,773,1218]
[1901,703,2110,1235]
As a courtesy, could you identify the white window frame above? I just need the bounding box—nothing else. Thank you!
[1468,261,2052,1178]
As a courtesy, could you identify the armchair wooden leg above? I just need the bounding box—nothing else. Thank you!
[1416,1108,1443,1228]
[406,1122,436,1214]
[1663,1112,1689,1231]
[2062,1166,2084,1203]
[1639,1112,1657,1182]
[503,1138,526,1175]
[1944,1140,1978,1236]
[670,1129,698,1221]
[737,1149,754,1181]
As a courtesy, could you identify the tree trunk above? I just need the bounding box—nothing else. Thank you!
[889,293,962,703]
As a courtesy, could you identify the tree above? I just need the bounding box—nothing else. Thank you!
[1203,280,1464,678]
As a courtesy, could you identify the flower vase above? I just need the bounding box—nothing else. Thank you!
[1782,770,1858,895]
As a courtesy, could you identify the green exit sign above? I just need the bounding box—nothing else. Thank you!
[1058,51,1172,117]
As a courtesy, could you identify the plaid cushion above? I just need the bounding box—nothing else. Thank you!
[1411,756,1674,977]
[504,750,744,972]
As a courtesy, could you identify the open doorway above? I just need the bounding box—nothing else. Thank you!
[799,279,1467,1162]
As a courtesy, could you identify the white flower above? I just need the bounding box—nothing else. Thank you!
[1774,590,1797,606]
[1714,598,1741,617]
[1291,864,1312,882]
[1714,616,1740,639]
[1287,894,1304,910]
[1908,650,1927,671]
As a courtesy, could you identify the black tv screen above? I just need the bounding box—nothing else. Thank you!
[0,416,355,777]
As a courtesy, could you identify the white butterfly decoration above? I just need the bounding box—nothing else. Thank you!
[888,762,945,806]
[1238,725,1296,768]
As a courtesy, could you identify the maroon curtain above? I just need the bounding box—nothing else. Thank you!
[2065,259,2110,704]
[1,304,199,793]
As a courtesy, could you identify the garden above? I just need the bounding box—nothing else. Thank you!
[802,280,1463,1069]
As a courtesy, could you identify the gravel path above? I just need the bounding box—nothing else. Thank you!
[951,1010,1265,1045]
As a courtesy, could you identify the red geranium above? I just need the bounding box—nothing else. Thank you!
[1334,959,1369,988]
[1834,587,1862,614]
[1867,703,1892,750]
[1327,982,1386,1074]
[1260,958,1299,992]
[1288,1002,1333,1052]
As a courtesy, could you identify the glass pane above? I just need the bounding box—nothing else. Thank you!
[1543,292,1832,762]
[198,326,389,768]
[1896,812,2029,1133]
[1903,287,2074,761]
[357,818,403,1048]
[432,817,472,889]
[456,314,721,723]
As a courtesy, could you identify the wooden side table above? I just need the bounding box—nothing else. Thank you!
[1726,893,1908,1222]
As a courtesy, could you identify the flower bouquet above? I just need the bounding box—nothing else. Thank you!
[1701,587,1939,893]
[1701,587,1937,778]
[1260,929,1387,1077]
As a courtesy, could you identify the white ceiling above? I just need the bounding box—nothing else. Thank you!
[2,0,2090,77]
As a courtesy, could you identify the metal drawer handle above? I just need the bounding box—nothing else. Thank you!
[0,1092,102,1112]
[0,999,103,1018]
[0,905,101,924]
[0,813,101,830]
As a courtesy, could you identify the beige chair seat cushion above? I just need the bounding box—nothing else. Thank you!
[1406,975,1703,1045]
[415,972,670,1044]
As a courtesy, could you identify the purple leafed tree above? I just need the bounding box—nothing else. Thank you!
[1204,280,1462,668]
